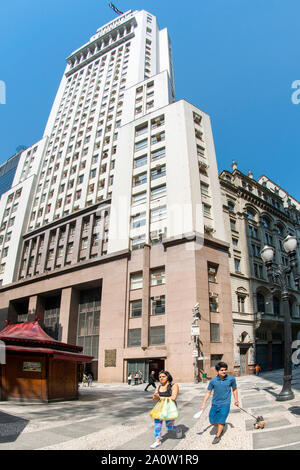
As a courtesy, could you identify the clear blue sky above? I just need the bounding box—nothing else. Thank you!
[1,0,300,199]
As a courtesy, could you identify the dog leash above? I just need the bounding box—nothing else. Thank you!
[237,405,260,420]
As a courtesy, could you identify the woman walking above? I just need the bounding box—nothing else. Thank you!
[150,370,182,449]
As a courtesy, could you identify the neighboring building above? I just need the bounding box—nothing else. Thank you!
[0,10,234,382]
[220,162,300,375]
[0,147,26,200]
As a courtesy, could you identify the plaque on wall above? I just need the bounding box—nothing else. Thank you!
[105,349,116,367]
[23,361,42,372]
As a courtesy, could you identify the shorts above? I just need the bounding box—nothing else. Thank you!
[209,405,230,424]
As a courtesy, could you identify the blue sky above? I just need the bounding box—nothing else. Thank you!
[1,0,300,199]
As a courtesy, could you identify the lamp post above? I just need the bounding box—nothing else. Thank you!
[192,304,201,384]
[260,235,299,401]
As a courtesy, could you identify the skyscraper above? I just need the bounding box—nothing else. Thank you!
[0,10,233,382]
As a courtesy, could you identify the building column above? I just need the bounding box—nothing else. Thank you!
[72,216,83,264]
[59,287,79,344]
[141,245,150,348]
[40,230,50,272]
[28,295,45,323]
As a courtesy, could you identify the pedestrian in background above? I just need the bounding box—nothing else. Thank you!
[255,364,261,376]
[128,373,133,385]
[134,372,139,385]
[138,370,143,384]
[87,373,93,387]
[145,370,156,391]
[200,362,239,445]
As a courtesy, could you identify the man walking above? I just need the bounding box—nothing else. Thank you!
[200,362,239,444]
[144,370,156,391]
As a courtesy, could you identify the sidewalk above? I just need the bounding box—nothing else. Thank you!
[0,369,299,450]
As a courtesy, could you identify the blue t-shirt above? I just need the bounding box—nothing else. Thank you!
[207,375,237,406]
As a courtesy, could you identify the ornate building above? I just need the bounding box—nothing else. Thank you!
[220,162,300,375]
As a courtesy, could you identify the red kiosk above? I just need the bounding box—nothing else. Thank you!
[0,320,93,402]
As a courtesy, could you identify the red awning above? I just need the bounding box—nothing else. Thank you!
[5,344,93,363]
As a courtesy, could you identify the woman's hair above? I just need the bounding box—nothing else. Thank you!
[158,370,173,384]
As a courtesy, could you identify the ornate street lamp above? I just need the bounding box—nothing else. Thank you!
[260,235,299,401]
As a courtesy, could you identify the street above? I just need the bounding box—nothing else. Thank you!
[0,368,299,450]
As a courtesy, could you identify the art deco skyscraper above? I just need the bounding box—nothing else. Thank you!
[0,11,233,382]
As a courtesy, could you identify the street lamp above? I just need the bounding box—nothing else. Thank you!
[192,303,201,384]
[260,235,299,401]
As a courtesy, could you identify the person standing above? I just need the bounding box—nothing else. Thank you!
[128,373,132,385]
[145,370,156,391]
[150,370,182,449]
[255,364,261,376]
[87,373,93,387]
[200,362,239,445]
[134,372,140,385]
[138,370,143,384]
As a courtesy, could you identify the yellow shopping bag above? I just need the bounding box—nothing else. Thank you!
[149,399,165,419]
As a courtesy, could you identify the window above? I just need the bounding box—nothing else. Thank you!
[230,219,236,231]
[209,294,218,312]
[254,263,264,279]
[151,165,166,180]
[130,272,143,290]
[257,293,265,312]
[128,329,141,347]
[132,191,147,206]
[197,145,205,158]
[151,147,165,162]
[151,131,165,145]
[149,326,165,345]
[210,354,223,368]
[265,233,273,246]
[273,296,280,315]
[210,323,220,342]
[135,139,148,151]
[135,124,148,137]
[262,217,270,228]
[151,268,165,286]
[131,212,146,228]
[227,200,234,212]
[203,204,211,218]
[133,172,147,187]
[151,206,167,223]
[247,208,256,220]
[151,296,165,315]
[151,116,164,129]
[151,185,166,200]
[232,238,238,247]
[234,258,241,272]
[237,295,245,313]
[134,154,147,168]
[208,264,218,282]
[248,224,258,239]
[130,300,142,318]
[131,235,145,250]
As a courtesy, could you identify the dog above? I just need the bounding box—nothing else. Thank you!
[254,416,266,429]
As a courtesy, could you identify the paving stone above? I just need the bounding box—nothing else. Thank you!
[242,399,270,408]
[250,405,287,416]
[245,417,290,431]
[0,429,72,450]
[273,442,300,450]
[253,425,300,449]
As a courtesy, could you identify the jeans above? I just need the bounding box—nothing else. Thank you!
[154,419,178,440]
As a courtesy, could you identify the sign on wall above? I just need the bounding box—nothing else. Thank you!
[105,349,117,367]
[23,362,42,372]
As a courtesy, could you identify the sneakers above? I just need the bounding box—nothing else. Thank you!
[212,436,221,445]
[150,441,161,449]
[176,427,182,439]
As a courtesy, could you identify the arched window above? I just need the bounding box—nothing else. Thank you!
[276,224,284,236]
[262,217,270,228]
[247,208,256,220]
[257,293,265,312]
[273,296,280,315]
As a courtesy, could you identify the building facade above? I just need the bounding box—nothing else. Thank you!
[0,10,234,382]
[220,162,300,375]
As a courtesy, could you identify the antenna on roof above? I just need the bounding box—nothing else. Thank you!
[108,2,123,15]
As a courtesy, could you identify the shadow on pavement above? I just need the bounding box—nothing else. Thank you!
[160,424,189,443]
[288,406,300,416]
[0,411,29,443]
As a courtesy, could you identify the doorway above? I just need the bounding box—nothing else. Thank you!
[239,348,248,376]
[148,359,165,380]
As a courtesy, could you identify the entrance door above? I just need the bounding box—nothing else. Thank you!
[272,344,283,370]
[239,348,248,376]
[256,344,268,371]
[148,359,165,380]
